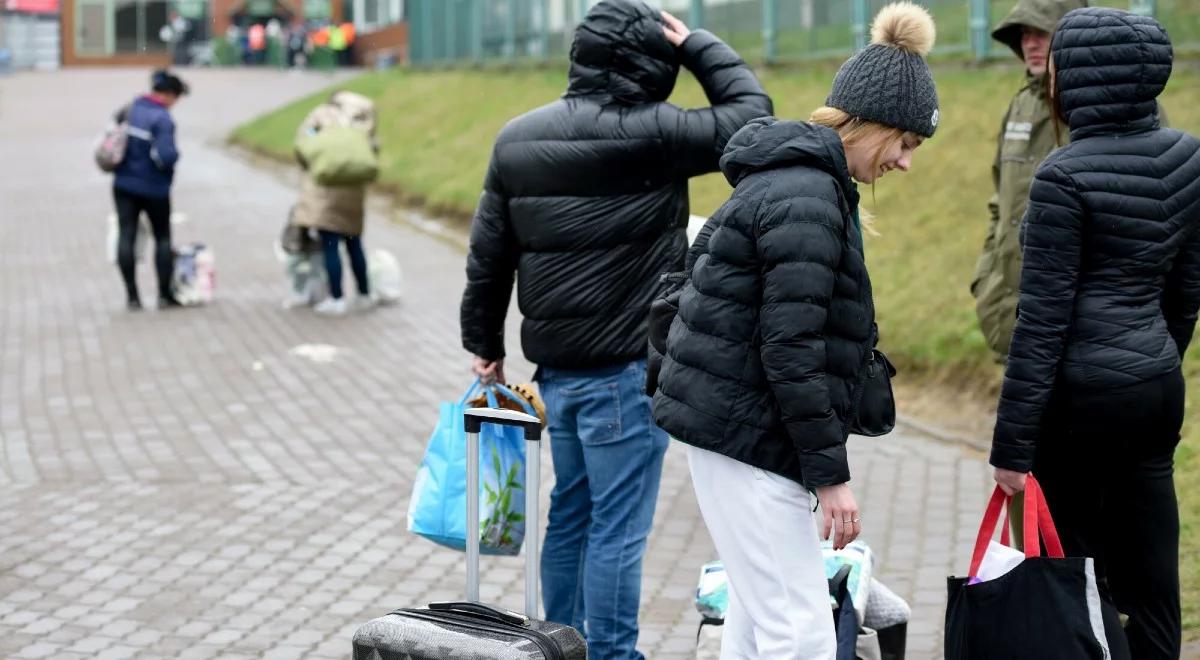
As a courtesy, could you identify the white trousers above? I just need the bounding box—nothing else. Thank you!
[687,445,837,660]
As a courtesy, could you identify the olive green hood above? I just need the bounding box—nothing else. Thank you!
[992,0,1088,60]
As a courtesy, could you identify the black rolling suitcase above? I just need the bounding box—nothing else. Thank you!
[353,406,587,659]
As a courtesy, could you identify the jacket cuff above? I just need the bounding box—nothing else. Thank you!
[679,29,722,67]
[989,440,1034,473]
[463,335,505,362]
[798,442,851,488]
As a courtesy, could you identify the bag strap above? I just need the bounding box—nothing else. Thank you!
[489,383,537,417]
[1028,476,1065,558]
[970,477,1064,576]
[1000,506,1011,548]
[968,487,1007,576]
[458,377,483,406]
[1022,479,1041,557]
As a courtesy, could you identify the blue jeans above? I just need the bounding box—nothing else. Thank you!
[319,230,369,300]
[537,360,669,660]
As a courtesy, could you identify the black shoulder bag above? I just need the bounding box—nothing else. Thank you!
[847,324,897,437]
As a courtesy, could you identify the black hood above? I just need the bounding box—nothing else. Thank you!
[719,117,859,207]
[566,0,679,105]
[1051,7,1172,137]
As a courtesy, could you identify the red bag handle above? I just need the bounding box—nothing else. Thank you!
[1028,476,1064,558]
[969,475,1063,576]
[1000,506,1011,547]
[969,487,1010,577]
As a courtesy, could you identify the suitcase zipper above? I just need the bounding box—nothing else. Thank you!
[395,608,567,660]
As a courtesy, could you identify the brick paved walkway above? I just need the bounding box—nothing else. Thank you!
[0,68,996,659]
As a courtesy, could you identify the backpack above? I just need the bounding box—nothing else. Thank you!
[94,104,132,173]
[645,214,721,396]
[295,124,379,186]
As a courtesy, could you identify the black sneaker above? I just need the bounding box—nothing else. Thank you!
[158,295,184,309]
[127,298,143,312]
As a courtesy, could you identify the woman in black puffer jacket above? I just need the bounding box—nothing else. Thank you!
[990,9,1200,659]
[653,3,939,656]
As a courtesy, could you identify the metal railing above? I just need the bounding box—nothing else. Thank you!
[406,0,1198,66]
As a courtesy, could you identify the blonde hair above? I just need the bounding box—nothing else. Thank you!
[809,106,909,235]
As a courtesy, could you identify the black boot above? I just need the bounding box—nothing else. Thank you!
[158,293,183,309]
[127,297,143,312]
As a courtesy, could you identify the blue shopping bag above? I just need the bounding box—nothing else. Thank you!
[407,379,534,556]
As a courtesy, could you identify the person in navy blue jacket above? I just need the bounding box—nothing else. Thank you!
[113,69,187,310]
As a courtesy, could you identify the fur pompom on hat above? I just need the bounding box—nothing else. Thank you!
[827,2,940,137]
[870,1,936,55]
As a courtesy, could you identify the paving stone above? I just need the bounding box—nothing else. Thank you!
[201,629,244,645]
[20,618,65,636]
[94,646,138,660]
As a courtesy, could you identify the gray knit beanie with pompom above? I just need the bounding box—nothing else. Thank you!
[826,2,940,137]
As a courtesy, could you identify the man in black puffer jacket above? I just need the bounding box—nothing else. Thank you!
[458,2,770,657]
[990,9,1200,659]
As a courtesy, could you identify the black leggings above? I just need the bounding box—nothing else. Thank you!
[113,188,173,301]
[1034,368,1184,660]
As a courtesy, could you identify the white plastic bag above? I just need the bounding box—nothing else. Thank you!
[823,539,875,625]
[105,213,149,265]
[971,540,1025,584]
[694,560,728,620]
[368,248,403,303]
[284,252,326,306]
[173,243,215,305]
[864,578,912,629]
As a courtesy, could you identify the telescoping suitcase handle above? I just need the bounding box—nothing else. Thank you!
[462,407,543,620]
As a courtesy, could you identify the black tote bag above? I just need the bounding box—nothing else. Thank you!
[945,476,1111,660]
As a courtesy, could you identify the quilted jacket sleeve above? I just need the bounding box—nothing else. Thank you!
[658,30,773,179]
[757,194,850,487]
[461,149,519,361]
[1162,224,1200,359]
[991,164,1084,472]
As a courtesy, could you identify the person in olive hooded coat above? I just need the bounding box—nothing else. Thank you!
[971,0,1088,360]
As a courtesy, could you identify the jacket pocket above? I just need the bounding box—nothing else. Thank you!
[568,382,623,446]
[971,249,998,299]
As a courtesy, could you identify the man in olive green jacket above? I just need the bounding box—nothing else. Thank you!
[971,0,1087,361]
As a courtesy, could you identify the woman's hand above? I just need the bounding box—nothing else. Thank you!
[661,11,691,47]
[993,467,1027,496]
[816,483,860,550]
